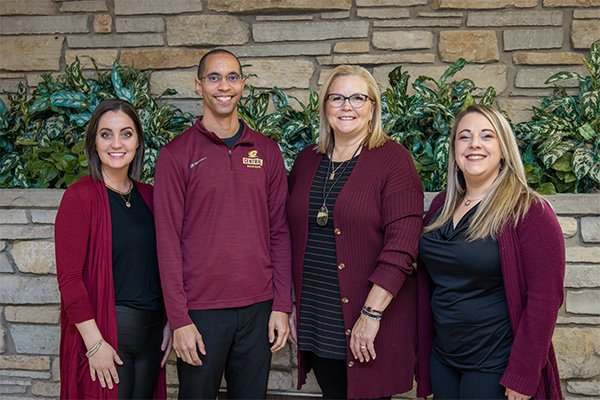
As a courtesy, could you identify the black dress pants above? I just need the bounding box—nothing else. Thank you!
[116,305,163,400]
[177,300,272,400]
[430,352,506,399]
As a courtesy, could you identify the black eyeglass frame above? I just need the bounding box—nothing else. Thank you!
[325,93,373,108]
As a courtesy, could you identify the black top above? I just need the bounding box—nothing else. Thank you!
[418,205,513,372]
[220,123,244,149]
[298,155,358,360]
[107,186,163,311]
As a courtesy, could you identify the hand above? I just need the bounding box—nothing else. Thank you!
[173,324,205,366]
[505,388,531,400]
[88,341,123,390]
[268,311,290,352]
[288,306,297,345]
[350,315,380,363]
[160,322,173,368]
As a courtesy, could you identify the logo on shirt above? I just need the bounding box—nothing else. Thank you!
[189,157,207,168]
[242,150,263,168]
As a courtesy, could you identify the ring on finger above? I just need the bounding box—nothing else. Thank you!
[360,345,367,350]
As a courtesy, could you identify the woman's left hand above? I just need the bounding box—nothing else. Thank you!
[350,315,380,362]
[505,388,531,400]
[160,322,173,368]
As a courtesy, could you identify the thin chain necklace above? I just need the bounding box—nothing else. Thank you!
[464,193,486,207]
[105,180,133,208]
[316,145,361,227]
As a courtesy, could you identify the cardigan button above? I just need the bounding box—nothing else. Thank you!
[341,297,349,304]
[334,228,341,235]
[337,263,345,270]
[347,361,354,368]
[345,329,351,336]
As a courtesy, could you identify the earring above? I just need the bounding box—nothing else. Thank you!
[367,120,373,134]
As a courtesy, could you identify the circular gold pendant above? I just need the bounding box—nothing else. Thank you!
[125,201,131,208]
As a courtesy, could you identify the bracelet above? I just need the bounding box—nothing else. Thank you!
[362,306,383,315]
[86,339,104,358]
[361,306,382,321]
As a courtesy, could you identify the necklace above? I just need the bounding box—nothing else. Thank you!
[105,180,133,208]
[464,193,485,207]
[329,158,350,181]
[316,145,361,227]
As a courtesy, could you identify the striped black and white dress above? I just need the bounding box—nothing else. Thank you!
[298,155,357,360]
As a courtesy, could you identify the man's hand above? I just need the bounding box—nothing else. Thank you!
[160,322,173,368]
[268,311,289,352]
[173,324,206,366]
[288,306,297,345]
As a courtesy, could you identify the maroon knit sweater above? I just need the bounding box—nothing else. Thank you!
[417,192,564,398]
[287,141,424,398]
[55,176,166,399]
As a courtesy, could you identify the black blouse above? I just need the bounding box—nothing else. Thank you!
[419,205,513,372]
[107,186,163,311]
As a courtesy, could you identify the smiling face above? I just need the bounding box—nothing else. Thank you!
[195,52,245,123]
[454,111,504,188]
[95,110,139,178]
[325,75,373,143]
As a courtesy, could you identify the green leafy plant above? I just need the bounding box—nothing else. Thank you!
[515,40,600,194]
[0,58,195,188]
[1,46,599,194]
[239,86,319,171]
[382,58,496,191]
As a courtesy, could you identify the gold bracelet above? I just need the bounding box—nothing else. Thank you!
[86,339,104,358]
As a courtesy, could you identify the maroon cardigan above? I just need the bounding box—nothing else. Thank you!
[287,141,424,398]
[416,193,564,398]
[55,175,166,400]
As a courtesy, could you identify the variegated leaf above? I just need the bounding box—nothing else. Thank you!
[440,58,466,86]
[50,91,86,109]
[542,139,572,168]
[589,161,600,183]
[572,145,593,179]
[545,71,585,85]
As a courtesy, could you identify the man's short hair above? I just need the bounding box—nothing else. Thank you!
[197,49,242,79]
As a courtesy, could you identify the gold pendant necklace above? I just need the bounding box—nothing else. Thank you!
[105,180,133,208]
[317,145,361,227]
[464,194,485,207]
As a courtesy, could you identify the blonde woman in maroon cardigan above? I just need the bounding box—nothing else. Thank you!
[287,65,424,398]
[417,105,564,399]
[55,100,171,399]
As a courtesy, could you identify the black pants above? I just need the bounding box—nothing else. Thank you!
[430,352,506,399]
[307,352,391,400]
[116,305,163,400]
[177,300,272,400]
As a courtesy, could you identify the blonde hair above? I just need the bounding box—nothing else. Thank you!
[425,105,542,240]
[317,65,388,154]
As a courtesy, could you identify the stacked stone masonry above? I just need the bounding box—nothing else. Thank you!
[1,1,600,121]
[1,0,600,398]
[0,190,598,398]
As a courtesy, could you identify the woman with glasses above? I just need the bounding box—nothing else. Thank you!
[287,65,424,398]
[55,99,171,399]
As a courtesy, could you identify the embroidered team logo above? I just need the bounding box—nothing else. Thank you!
[242,150,263,168]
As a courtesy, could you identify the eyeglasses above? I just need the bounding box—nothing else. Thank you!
[201,73,243,84]
[326,93,372,108]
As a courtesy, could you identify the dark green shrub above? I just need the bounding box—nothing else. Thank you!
[515,40,600,194]
[0,59,195,188]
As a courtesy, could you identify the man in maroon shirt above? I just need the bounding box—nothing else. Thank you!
[153,49,292,399]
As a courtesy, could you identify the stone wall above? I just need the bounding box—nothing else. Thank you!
[1,1,600,121]
[0,190,599,398]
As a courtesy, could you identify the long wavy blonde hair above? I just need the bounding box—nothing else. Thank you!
[424,105,542,240]
[317,65,388,155]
